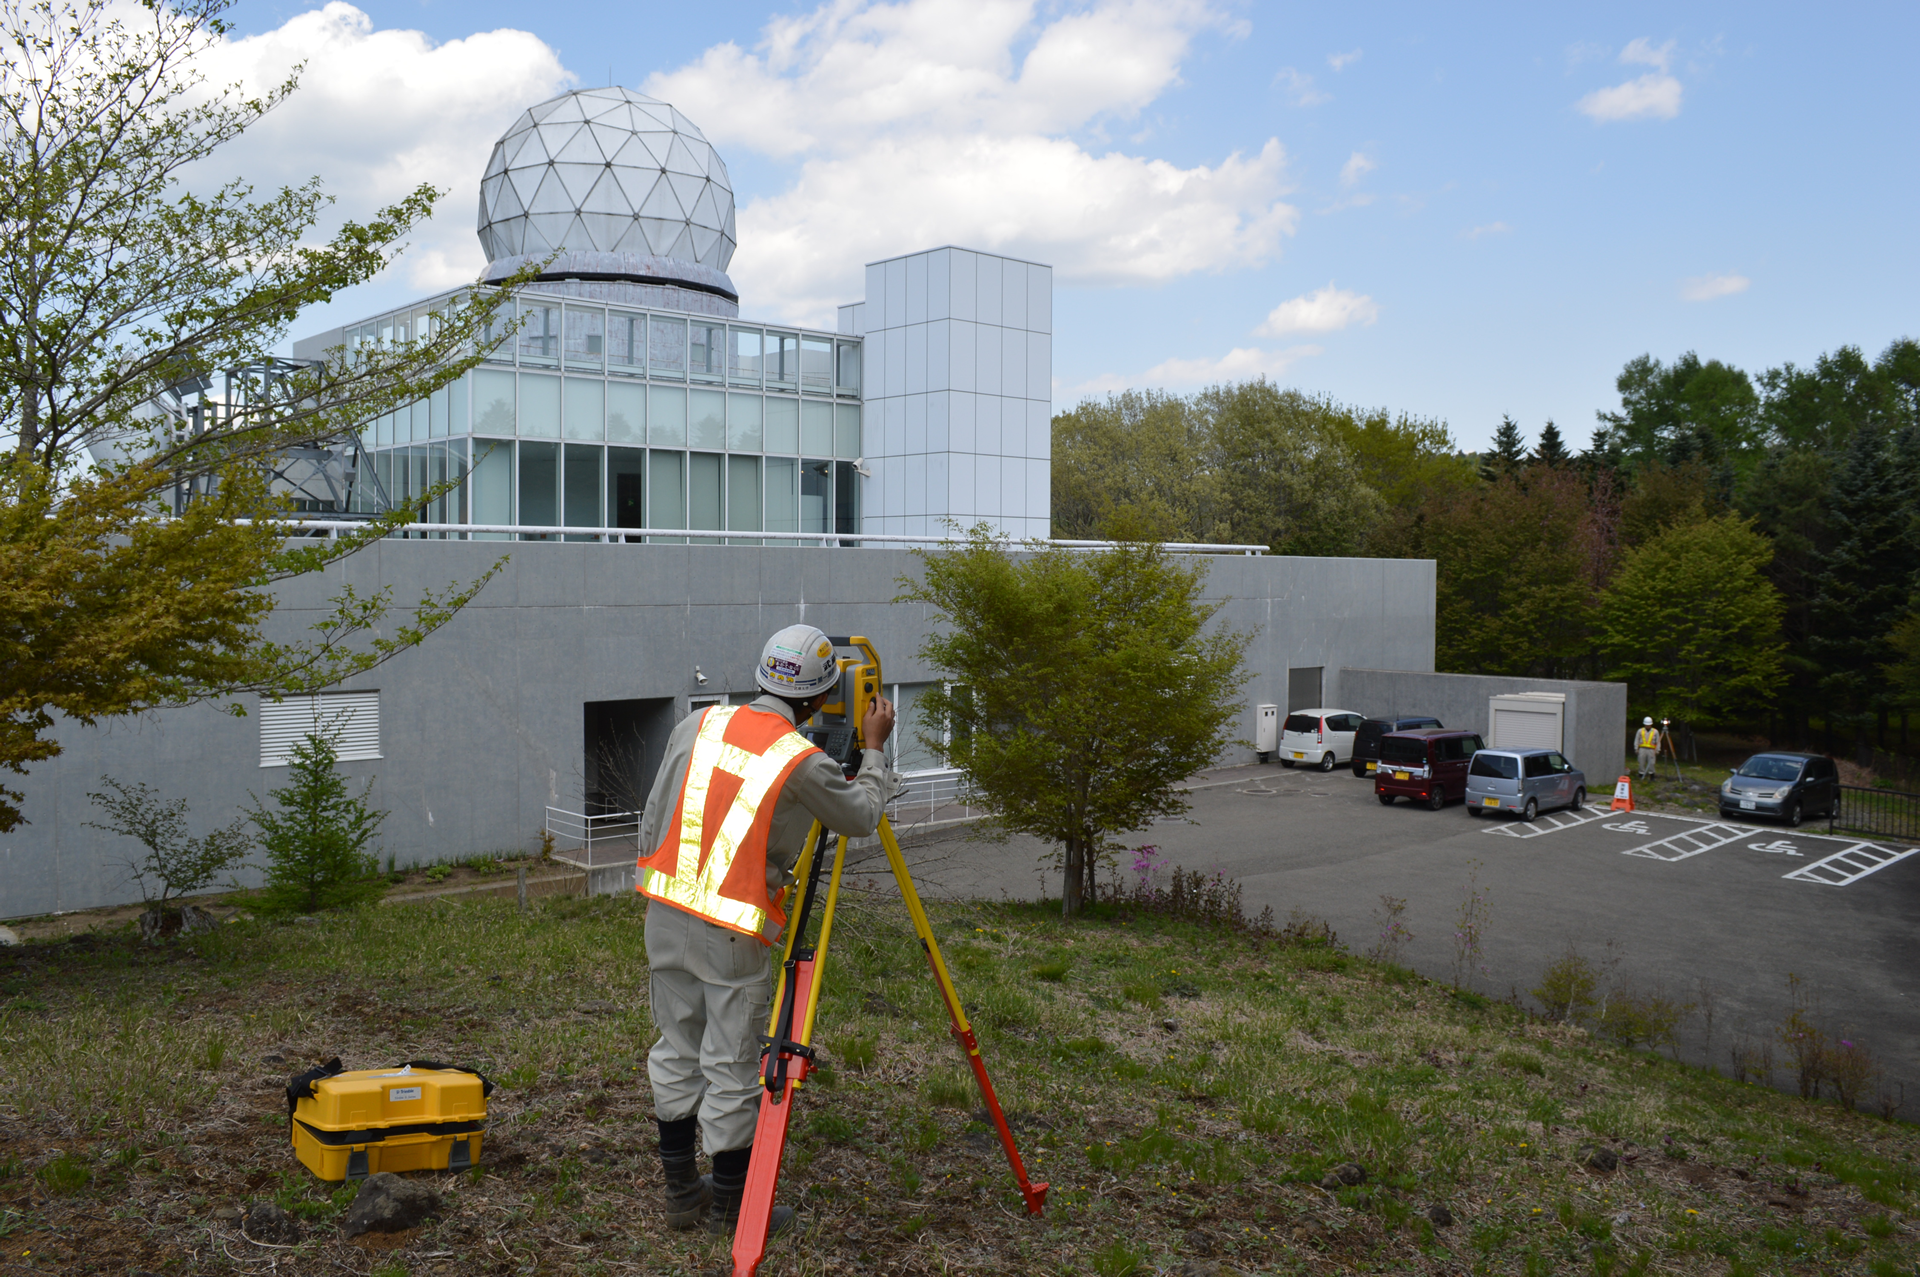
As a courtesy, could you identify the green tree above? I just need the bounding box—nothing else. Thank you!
[1326,407,1478,516]
[1532,419,1571,468]
[1478,415,1527,482]
[1050,389,1221,540]
[1407,468,1614,678]
[1198,382,1384,555]
[1598,515,1785,724]
[245,733,386,914]
[1594,351,1761,470]
[899,528,1248,916]
[0,0,520,828]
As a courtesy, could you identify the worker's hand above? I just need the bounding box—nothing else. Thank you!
[861,696,896,752]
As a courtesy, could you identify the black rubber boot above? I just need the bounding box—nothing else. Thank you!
[705,1145,796,1238]
[657,1116,711,1229]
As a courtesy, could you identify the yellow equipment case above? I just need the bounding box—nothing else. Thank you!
[286,1057,492,1181]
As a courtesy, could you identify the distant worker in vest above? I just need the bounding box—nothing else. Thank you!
[1635,717,1662,779]
[635,624,899,1237]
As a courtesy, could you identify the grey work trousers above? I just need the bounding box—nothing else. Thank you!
[645,899,771,1153]
[1637,747,1658,776]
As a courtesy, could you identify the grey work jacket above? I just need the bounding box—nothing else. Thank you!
[639,695,900,890]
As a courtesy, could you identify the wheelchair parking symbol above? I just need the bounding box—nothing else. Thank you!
[1748,840,1803,857]
[1604,819,1651,834]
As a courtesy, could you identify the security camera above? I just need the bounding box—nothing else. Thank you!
[694,666,709,687]
[852,456,873,479]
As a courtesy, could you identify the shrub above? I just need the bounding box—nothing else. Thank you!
[1825,1038,1879,1110]
[1597,983,1691,1053]
[1777,974,1826,1099]
[1533,946,1600,1023]
[245,733,387,914]
[85,777,252,924]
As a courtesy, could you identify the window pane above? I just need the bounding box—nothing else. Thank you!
[727,455,761,542]
[728,327,762,384]
[608,446,646,536]
[564,306,605,371]
[835,404,861,458]
[517,302,559,365]
[768,333,800,387]
[518,440,558,534]
[429,387,448,438]
[427,442,448,528]
[801,459,831,535]
[410,398,428,442]
[564,377,604,440]
[801,400,833,455]
[727,393,763,452]
[689,388,726,450]
[375,412,392,448]
[836,341,861,393]
[765,396,799,454]
[802,336,833,390]
[689,451,724,539]
[765,457,798,532]
[650,386,687,446]
[564,442,602,532]
[448,438,469,526]
[649,315,687,378]
[518,373,561,437]
[835,459,858,538]
[608,309,644,375]
[649,449,686,540]
[607,381,645,444]
[690,321,724,381]
[473,369,516,435]
[450,375,468,435]
[470,441,514,534]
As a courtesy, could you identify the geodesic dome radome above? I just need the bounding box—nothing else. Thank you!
[476,87,738,299]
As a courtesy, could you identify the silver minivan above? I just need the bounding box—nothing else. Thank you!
[1465,748,1587,821]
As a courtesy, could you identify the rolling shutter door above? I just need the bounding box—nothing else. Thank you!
[1490,706,1559,751]
[259,692,381,767]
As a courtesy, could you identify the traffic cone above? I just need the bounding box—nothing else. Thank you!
[1609,775,1634,812]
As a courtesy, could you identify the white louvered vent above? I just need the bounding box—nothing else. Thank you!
[259,692,381,767]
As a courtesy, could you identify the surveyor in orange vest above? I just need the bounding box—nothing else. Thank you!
[1634,717,1662,779]
[636,624,898,1237]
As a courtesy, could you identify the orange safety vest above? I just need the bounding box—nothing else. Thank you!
[637,705,821,944]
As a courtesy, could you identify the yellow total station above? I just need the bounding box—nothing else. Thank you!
[807,636,882,768]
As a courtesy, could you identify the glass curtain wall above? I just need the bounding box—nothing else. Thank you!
[349,292,861,543]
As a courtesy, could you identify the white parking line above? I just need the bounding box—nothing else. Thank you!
[1782,843,1920,886]
[1483,807,1610,839]
[1621,823,1750,862]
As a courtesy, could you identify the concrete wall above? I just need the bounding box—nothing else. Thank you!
[1337,669,1628,788]
[1,545,1434,918]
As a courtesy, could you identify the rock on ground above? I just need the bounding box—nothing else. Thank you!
[1320,1162,1367,1189]
[241,1201,304,1245]
[339,1172,442,1238]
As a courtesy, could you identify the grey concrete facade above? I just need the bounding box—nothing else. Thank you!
[1,547,1435,919]
[1336,668,1628,787]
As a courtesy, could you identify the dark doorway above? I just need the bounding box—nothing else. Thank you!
[584,698,677,816]
[1287,666,1323,712]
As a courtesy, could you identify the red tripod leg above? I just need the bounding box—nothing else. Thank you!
[730,955,813,1277]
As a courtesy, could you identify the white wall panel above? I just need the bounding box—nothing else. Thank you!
[976,395,1001,456]
[1001,259,1028,330]
[949,250,976,322]
[976,255,1002,325]
[927,248,950,319]
[1028,266,1051,334]
[927,392,950,453]
[906,252,927,325]
[906,322,927,394]
[1027,332,1050,401]
[883,395,905,458]
[1002,331,1027,406]
[949,320,976,392]
[975,325,1001,396]
[950,392,976,453]
[905,393,926,455]
[927,319,950,391]
[884,257,907,328]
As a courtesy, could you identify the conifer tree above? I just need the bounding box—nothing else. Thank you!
[1534,419,1571,468]
[1479,416,1528,482]
[245,734,386,914]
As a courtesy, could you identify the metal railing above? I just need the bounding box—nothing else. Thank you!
[1830,785,1920,842]
[886,767,983,827]
[544,806,641,862]
[251,518,1270,555]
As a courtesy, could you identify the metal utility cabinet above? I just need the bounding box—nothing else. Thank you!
[1255,704,1278,762]
[1488,692,1566,751]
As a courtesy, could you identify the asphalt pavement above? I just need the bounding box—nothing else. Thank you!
[860,762,1920,1115]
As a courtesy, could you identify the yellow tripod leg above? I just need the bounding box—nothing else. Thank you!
[761,822,823,1040]
[875,815,1048,1214]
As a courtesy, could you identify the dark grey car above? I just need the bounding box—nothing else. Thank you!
[1719,752,1838,827]
[1464,747,1587,821]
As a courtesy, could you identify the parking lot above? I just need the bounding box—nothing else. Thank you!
[879,763,1920,1113]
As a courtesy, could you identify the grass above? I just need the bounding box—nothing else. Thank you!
[0,889,1914,1275]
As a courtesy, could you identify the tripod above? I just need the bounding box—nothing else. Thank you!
[730,812,1048,1277]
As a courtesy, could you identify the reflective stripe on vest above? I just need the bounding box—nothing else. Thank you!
[1636,728,1660,748]
[641,705,818,940]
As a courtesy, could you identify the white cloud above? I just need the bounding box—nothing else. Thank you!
[193,4,573,291]
[1577,37,1683,122]
[1339,151,1376,187]
[646,0,1298,321]
[1327,48,1362,72]
[1256,283,1378,336]
[1065,343,1323,397]
[1273,66,1330,106]
[1463,221,1512,239]
[1680,273,1750,302]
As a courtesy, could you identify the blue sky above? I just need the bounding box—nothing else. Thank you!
[215,1,1918,451]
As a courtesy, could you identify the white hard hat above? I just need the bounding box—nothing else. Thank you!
[1643,717,1653,726]
[755,625,840,698]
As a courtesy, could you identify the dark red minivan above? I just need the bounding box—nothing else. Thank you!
[1374,729,1487,810]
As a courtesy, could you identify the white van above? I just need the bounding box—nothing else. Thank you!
[1278,708,1364,771]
